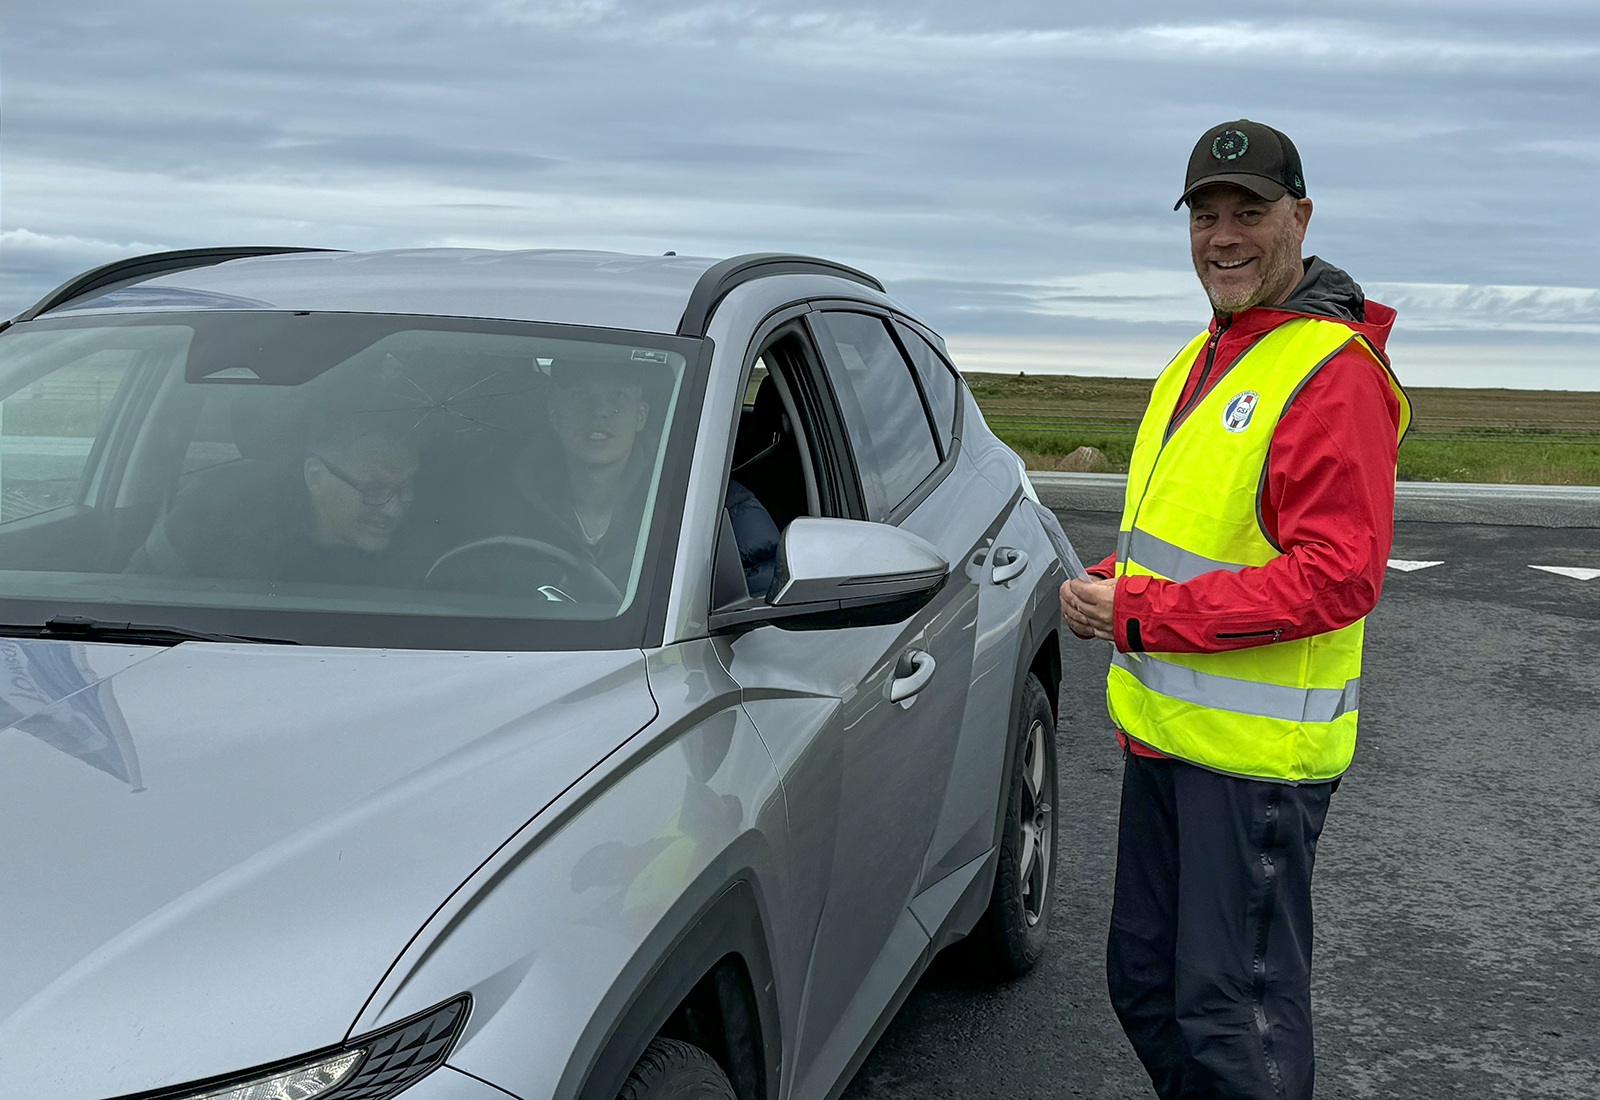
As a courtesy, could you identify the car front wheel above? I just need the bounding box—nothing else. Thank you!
[617,1037,737,1100]
[960,671,1058,978]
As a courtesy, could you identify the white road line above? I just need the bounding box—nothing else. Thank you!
[1388,559,1444,572]
[1530,565,1600,581]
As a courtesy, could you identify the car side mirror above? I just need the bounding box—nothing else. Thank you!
[711,518,949,632]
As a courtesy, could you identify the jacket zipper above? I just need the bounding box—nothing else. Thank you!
[1216,628,1284,641]
[1125,317,1264,583]
[1164,315,1231,445]
[1127,320,1233,548]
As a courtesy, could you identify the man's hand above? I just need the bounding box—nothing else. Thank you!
[1061,576,1117,642]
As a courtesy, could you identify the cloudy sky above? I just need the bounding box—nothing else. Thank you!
[3,0,1597,387]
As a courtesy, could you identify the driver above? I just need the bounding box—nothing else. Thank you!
[419,355,656,600]
[432,352,778,602]
[521,356,780,596]
[520,355,658,585]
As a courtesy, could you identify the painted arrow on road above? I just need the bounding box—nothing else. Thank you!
[1388,559,1444,572]
[1530,565,1600,581]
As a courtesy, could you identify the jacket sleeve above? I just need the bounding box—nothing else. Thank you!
[1111,345,1401,654]
[725,479,781,598]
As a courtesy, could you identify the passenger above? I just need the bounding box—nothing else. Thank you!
[130,414,420,584]
[302,421,420,557]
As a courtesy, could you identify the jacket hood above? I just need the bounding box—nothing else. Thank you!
[1218,256,1396,357]
[0,638,656,1098]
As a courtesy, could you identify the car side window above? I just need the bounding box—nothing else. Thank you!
[0,351,134,524]
[813,311,940,521]
[714,325,853,611]
[893,322,959,455]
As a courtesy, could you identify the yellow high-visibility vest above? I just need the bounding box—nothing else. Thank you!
[1107,316,1411,782]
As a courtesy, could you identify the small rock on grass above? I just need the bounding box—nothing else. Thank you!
[1057,446,1111,472]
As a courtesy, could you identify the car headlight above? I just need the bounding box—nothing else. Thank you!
[188,1050,362,1100]
[161,995,470,1100]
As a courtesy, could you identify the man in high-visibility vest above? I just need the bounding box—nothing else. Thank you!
[1062,120,1410,1099]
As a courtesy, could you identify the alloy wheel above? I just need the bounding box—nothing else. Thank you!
[1017,717,1053,926]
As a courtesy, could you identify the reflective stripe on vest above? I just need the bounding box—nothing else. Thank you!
[1111,651,1361,724]
[1106,315,1411,782]
[1117,527,1251,582]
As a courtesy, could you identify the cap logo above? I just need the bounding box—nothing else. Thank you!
[1212,130,1249,161]
[1223,390,1260,432]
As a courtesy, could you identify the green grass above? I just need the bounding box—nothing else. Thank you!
[993,431,1135,472]
[0,401,110,438]
[1396,438,1600,486]
[994,429,1600,485]
[966,372,1600,486]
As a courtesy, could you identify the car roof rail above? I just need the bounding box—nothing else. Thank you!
[677,253,884,338]
[9,246,337,324]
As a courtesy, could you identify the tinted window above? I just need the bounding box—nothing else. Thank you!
[0,312,699,650]
[894,322,959,453]
[815,312,940,519]
[0,350,134,524]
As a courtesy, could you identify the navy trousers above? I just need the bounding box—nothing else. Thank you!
[1107,749,1333,1100]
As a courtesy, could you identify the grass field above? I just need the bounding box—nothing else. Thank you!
[966,372,1600,485]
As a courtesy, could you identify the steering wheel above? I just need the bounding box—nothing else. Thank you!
[423,536,622,604]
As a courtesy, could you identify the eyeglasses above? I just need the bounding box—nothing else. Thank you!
[315,457,416,508]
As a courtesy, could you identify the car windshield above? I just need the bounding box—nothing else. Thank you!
[0,311,703,649]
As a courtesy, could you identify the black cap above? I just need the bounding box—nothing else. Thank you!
[1176,120,1306,211]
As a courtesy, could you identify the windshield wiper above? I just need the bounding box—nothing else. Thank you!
[0,615,299,647]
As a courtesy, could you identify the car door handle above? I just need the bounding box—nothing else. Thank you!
[889,649,936,705]
[991,547,1028,584]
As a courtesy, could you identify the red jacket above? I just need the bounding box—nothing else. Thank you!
[1086,260,1403,753]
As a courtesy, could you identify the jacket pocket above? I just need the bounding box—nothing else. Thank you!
[1216,628,1283,642]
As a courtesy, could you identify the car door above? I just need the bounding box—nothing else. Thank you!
[807,309,995,896]
[715,309,978,1097]
[889,320,1046,893]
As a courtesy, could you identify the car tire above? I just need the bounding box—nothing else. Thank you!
[959,671,1058,979]
[617,1037,737,1100]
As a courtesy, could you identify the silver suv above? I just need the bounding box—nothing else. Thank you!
[0,248,1066,1100]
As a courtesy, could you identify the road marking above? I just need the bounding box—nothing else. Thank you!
[1530,565,1600,581]
[1388,559,1444,572]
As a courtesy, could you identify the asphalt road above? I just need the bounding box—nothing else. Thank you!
[842,507,1600,1100]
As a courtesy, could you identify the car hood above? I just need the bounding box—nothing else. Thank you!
[0,637,656,1098]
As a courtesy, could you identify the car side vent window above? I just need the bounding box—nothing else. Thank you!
[893,322,959,455]
[814,312,940,521]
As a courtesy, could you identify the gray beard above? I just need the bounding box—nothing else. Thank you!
[1198,229,1303,315]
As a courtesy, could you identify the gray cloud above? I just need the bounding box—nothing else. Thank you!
[2,0,1596,384]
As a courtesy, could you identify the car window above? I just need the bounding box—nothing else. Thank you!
[0,312,701,650]
[744,356,770,405]
[814,311,940,520]
[0,348,136,524]
[893,322,959,454]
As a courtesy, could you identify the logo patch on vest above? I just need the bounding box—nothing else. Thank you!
[1222,391,1260,433]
